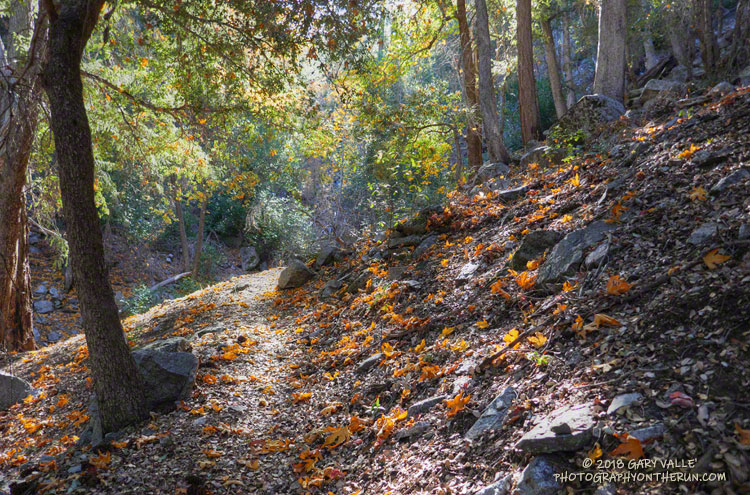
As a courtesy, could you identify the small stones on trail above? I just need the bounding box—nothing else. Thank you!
[33,300,54,314]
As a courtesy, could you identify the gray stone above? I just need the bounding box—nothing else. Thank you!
[538,221,618,283]
[739,224,750,241]
[630,423,666,442]
[456,262,480,284]
[639,79,687,105]
[394,206,442,236]
[192,416,208,426]
[240,246,260,271]
[474,475,512,495]
[667,64,689,83]
[34,284,47,295]
[0,372,34,410]
[511,231,562,270]
[104,431,125,442]
[709,81,735,97]
[736,64,750,86]
[33,300,54,314]
[477,162,511,182]
[47,331,62,342]
[68,464,83,474]
[607,393,643,415]
[593,484,617,495]
[49,287,61,299]
[515,456,563,495]
[386,235,423,249]
[413,235,438,259]
[356,353,383,374]
[315,245,340,268]
[140,337,192,353]
[132,350,198,411]
[408,395,447,417]
[520,146,566,169]
[687,223,718,246]
[691,148,730,168]
[395,421,432,441]
[466,387,517,440]
[585,243,610,268]
[710,168,750,194]
[387,266,408,281]
[277,260,315,289]
[495,186,529,203]
[516,403,596,454]
[552,94,625,137]
[319,279,343,299]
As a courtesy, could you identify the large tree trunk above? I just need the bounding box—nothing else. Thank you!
[695,0,718,74]
[192,195,207,277]
[728,0,749,70]
[0,1,46,352]
[667,4,695,79]
[593,0,627,103]
[516,0,541,145]
[541,17,567,119]
[561,12,576,108]
[474,0,510,164]
[456,0,482,170]
[41,0,147,433]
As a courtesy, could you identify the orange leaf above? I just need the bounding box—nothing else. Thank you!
[292,392,312,404]
[703,249,730,270]
[609,433,644,460]
[445,391,470,417]
[90,451,111,469]
[203,449,224,458]
[606,275,632,295]
[736,424,750,445]
[322,426,351,449]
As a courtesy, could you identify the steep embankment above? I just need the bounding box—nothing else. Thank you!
[2,85,749,495]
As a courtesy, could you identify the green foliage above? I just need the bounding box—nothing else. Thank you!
[245,191,315,261]
[195,242,227,282]
[121,285,157,317]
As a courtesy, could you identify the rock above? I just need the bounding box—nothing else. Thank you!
[356,353,383,374]
[474,475,512,495]
[736,65,750,86]
[192,416,208,426]
[387,266,408,281]
[552,94,625,138]
[477,162,511,182]
[0,372,34,410]
[319,279,343,299]
[140,337,192,353]
[710,168,750,194]
[240,246,260,271]
[739,224,750,241]
[639,79,687,105]
[408,395,447,417]
[538,221,618,283]
[386,234,423,249]
[687,223,718,246]
[456,262,480,285]
[47,331,62,342]
[515,456,562,495]
[585,243,610,268]
[34,284,47,295]
[394,206,442,236]
[516,403,596,454]
[520,146,566,169]
[691,148,730,168]
[33,300,54,314]
[607,393,643,415]
[395,421,432,441]
[466,387,517,440]
[277,260,315,289]
[667,64,689,83]
[630,423,666,442]
[413,234,438,259]
[495,185,529,203]
[511,231,562,270]
[132,350,198,411]
[113,291,124,304]
[315,245,340,268]
[709,81,735,97]
[593,484,617,495]
[29,232,42,244]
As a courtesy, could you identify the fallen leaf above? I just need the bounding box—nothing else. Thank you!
[703,249,730,270]
[689,186,707,201]
[527,332,547,348]
[609,433,644,460]
[588,442,603,461]
[445,391,470,417]
[606,274,632,295]
[323,426,351,449]
[735,424,750,445]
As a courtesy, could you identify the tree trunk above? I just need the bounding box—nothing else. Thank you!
[728,0,749,70]
[456,0,482,170]
[474,0,510,163]
[516,0,541,145]
[452,125,464,182]
[192,195,207,277]
[696,0,718,74]
[0,1,46,352]
[593,0,627,103]
[561,12,576,108]
[41,0,147,433]
[174,198,191,273]
[541,17,567,119]
[667,5,695,79]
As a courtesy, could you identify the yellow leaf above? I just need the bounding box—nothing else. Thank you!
[503,328,520,349]
[413,339,426,353]
[322,426,351,449]
[440,326,455,337]
[569,173,580,187]
[476,319,489,329]
[90,451,111,469]
[606,275,633,295]
[588,442,603,460]
[527,332,547,348]
[526,258,540,270]
[562,281,576,292]
[703,249,730,270]
[445,391,471,417]
[382,342,395,358]
[293,392,312,404]
[688,186,707,202]
[735,423,750,445]
[203,449,223,458]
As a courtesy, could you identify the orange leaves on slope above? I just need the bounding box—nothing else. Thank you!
[609,433,644,460]
[373,407,408,448]
[503,328,521,349]
[735,424,750,445]
[202,449,224,459]
[445,392,470,417]
[90,451,112,469]
[606,275,632,295]
[677,144,700,160]
[476,319,490,329]
[576,314,622,339]
[292,392,312,404]
[490,280,511,300]
[508,269,536,290]
[689,186,707,202]
[527,332,548,348]
[322,426,351,449]
[703,249,730,270]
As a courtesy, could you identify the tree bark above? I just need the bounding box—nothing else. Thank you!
[0,1,47,352]
[561,12,576,108]
[474,0,510,163]
[516,0,541,144]
[593,0,627,104]
[667,4,695,80]
[696,0,718,74]
[41,0,147,433]
[728,0,749,70]
[541,17,567,119]
[174,197,191,273]
[192,195,207,277]
[456,0,482,170]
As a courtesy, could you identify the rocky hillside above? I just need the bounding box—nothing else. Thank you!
[1,83,749,495]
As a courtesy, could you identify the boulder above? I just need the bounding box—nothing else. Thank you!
[139,337,192,354]
[638,79,687,105]
[132,350,198,411]
[511,231,562,270]
[515,457,563,495]
[386,234,423,249]
[519,146,566,169]
[356,353,383,374]
[413,234,438,259]
[552,94,625,138]
[495,185,529,203]
[474,475,512,495]
[277,260,315,289]
[387,266,408,280]
[667,64,689,83]
[687,223,718,246]
[408,395,447,417]
[736,65,750,86]
[33,300,54,314]
[456,262,480,285]
[394,205,442,236]
[319,279,343,299]
[516,403,596,454]
[0,372,34,410]
[465,387,517,440]
[538,221,618,283]
[585,243,610,269]
[710,168,750,195]
[240,246,260,272]
[315,245,340,268]
[708,81,735,97]
[477,162,510,182]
